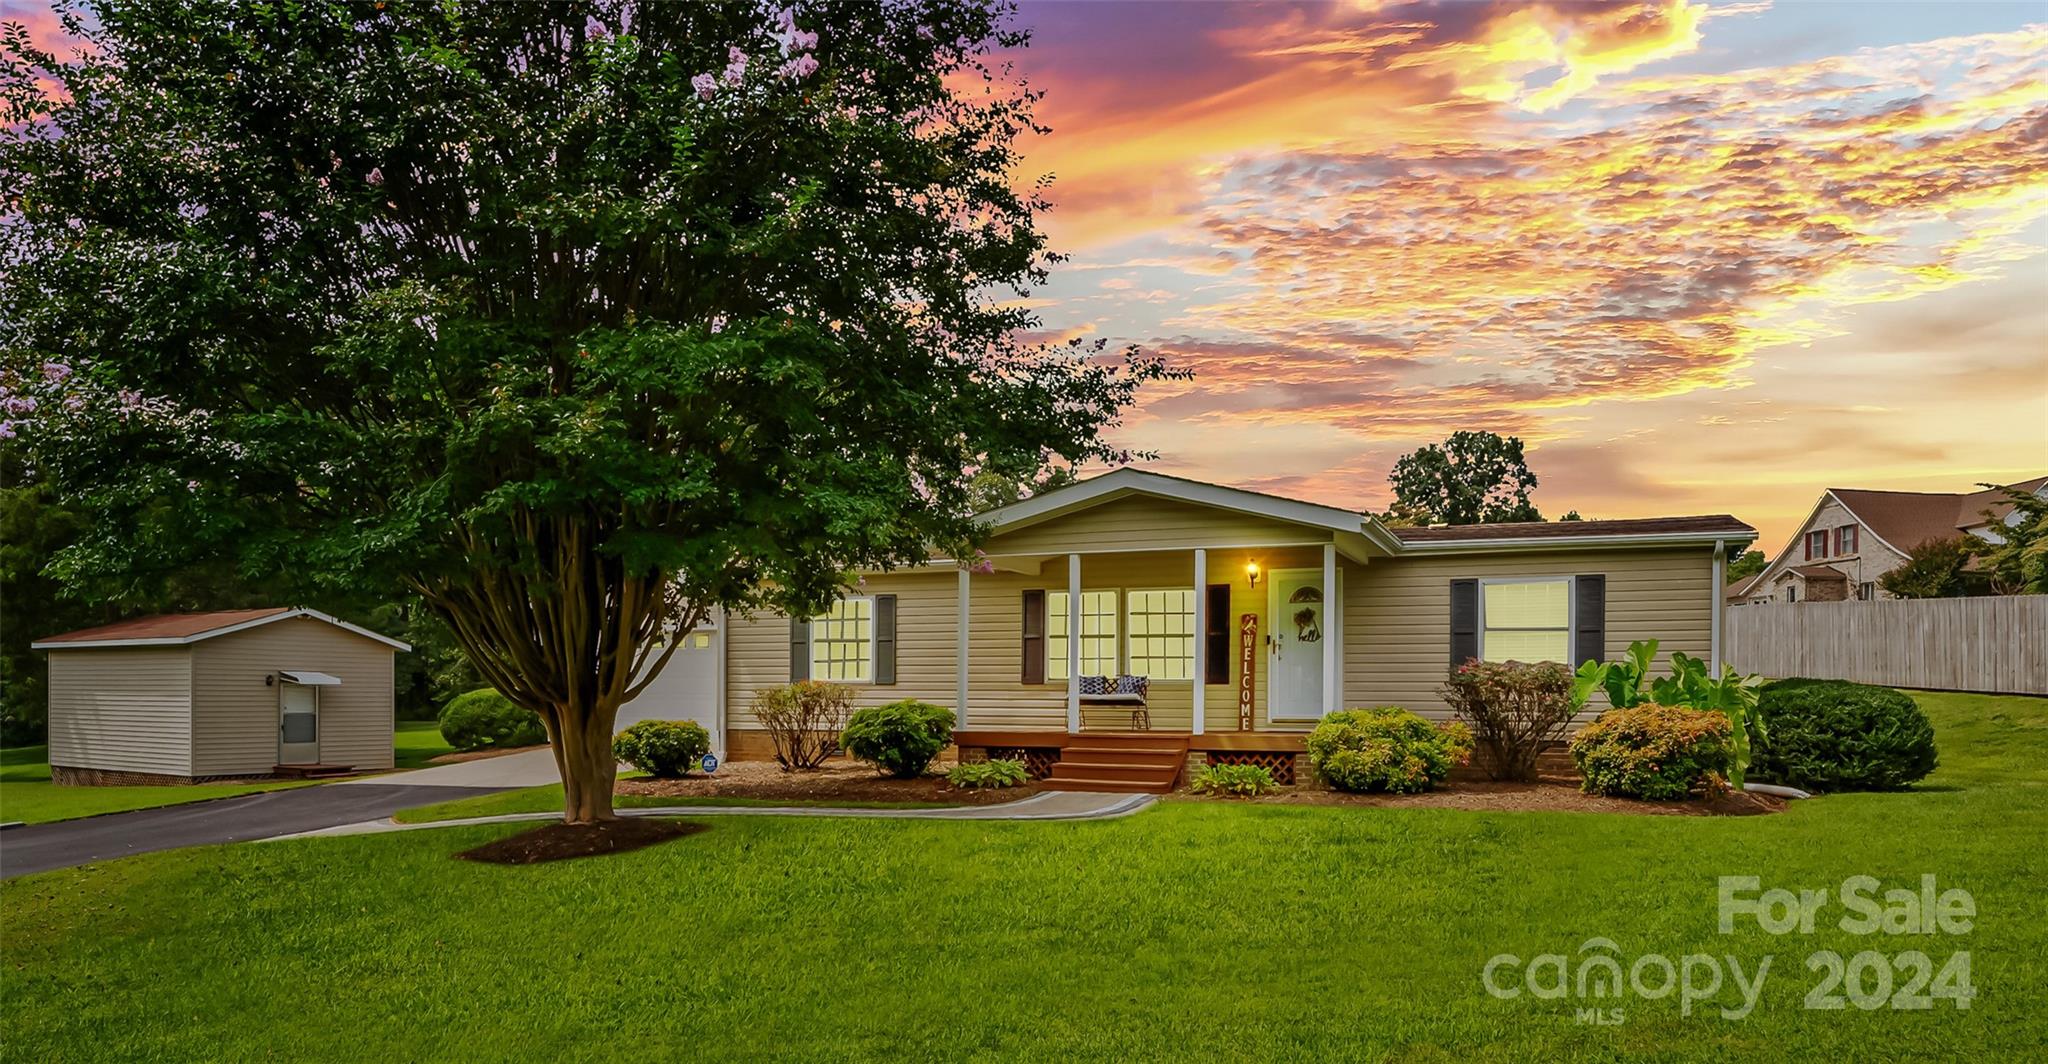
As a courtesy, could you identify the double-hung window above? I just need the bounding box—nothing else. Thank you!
[1806,530,1829,559]
[810,597,874,682]
[1124,589,1195,681]
[1047,590,1119,680]
[1836,525,1859,555]
[1479,578,1571,664]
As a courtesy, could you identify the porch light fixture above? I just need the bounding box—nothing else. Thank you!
[1246,561,1260,589]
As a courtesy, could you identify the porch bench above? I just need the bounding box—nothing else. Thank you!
[1079,676,1152,730]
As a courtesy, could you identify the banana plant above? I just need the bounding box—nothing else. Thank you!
[1570,638,1658,712]
[1651,652,1767,787]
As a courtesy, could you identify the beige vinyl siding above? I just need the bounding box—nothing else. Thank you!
[725,545,1329,736]
[46,647,194,775]
[189,617,396,775]
[982,495,1333,555]
[1342,547,1715,721]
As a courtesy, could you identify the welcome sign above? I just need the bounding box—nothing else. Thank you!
[1237,613,1258,730]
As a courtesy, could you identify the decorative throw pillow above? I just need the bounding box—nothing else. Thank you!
[1080,675,1112,695]
[1114,674,1149,698]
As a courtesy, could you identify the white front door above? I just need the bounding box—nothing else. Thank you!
[279,683,320,764]
[1267,569,1325,720]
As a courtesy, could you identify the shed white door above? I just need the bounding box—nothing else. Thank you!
[279,683,320,764]
[1267,569,1325,720]
[618,626,722,754]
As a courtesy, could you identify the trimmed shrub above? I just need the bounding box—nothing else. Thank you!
[1751,679,1937,792]
[841,700,957,778]
[1570,704,1732,800]
[1305,707,1474,794]
[612,720,712,779]
[1189,762,1278,797]
[947,758,1028,789]
[750,680,853,771]
[1439,659,1575,781]
[437,688,547,751]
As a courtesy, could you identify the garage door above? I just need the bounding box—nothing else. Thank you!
[618,623,722,755]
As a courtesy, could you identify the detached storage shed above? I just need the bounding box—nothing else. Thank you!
[31,608,408,785]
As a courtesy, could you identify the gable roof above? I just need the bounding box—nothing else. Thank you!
[1830,475,2046,556]
[32,608,410,651]
[977,468,1755,557]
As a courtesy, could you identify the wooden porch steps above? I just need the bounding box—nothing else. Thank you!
[273,763,356,780]
[1045,733,1189,794]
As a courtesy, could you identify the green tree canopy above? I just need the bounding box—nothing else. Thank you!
[1385,431,1542,526]
[2,1,1175,820]
[1726,549,1767,583]
[1879,536,1981,600]
[1972,484,2047,595]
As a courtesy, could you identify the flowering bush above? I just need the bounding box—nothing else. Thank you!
[1439,660,1575,781]
[1570,704,1733,800]
[1306,707,1474,794]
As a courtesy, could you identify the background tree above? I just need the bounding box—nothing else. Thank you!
[1386,431,1542,526]
[965,465,1077,513]
[1725,549,1767,583]
[1879,536,1982,599]
[1972,484,2047,595]
[3,1,1173,822]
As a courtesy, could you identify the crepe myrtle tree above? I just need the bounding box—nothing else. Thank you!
[1,1,1178,822]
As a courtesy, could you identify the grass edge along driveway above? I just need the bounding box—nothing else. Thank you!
[4,690,2044,1062]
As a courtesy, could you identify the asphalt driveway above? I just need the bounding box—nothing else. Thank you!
[0,783,510,880]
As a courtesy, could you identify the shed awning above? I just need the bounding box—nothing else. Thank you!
[278,670,342,686]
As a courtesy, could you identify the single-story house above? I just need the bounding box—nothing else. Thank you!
[699,470,1755,791]
[31,608,408,785]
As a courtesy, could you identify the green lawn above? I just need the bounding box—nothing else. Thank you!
[392,719,456,769]
[4,690,2044,1061]
[0,746,308,825]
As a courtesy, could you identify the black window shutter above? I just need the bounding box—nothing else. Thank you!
[873,595,897,685]
[1573,575,1606,667]
[789,618,810,681]
[1205,584,1231,685]
[1449,579,1479,667]
[1021,590,1046,684]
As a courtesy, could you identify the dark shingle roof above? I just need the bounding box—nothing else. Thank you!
[1388,515,1753,543]
[36,608,294,645]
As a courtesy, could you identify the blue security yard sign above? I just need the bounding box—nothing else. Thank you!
[701,753,719,774]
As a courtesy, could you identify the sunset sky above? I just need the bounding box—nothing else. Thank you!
[1002,0,2048,548]
[8,1,2044,550]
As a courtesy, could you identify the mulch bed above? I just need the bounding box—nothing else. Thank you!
[426,744,548,766]
[456,818,707,865]
[1180,779,1786,816]
[616,758,1043,806]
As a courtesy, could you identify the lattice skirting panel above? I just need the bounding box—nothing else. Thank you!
[991,746,1062,780]
[1204,751,1298,786]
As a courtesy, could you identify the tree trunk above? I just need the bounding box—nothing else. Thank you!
[549,702,622,824]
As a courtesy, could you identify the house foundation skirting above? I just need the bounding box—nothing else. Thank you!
[49,765,279,787]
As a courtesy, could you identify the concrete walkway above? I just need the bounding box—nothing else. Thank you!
[275,789,1155,840]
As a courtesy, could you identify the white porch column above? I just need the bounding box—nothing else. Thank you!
[956,566,971,727]
[1067,552,1082,732]
[1323,543,1340,716]
[1191,548,1207,736]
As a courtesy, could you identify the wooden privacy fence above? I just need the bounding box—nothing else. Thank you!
[1726,596,2048,695]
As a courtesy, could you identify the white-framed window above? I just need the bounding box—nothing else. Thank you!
[1124,588,1196,681]
[810,597,874,682]
[1479,577,1572,664]
[1048,590,1118,681]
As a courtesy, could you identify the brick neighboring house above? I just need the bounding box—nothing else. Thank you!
[1728,476,2047,606]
